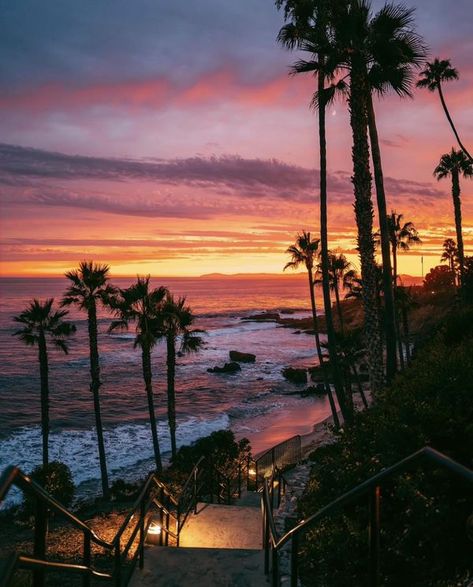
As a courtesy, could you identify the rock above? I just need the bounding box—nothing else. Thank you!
[293,330,301,335]
[301,384,327,397]
[242,311,280,322]
[207,362,241,374]
[282,367,307,384]
[308,362,331,382]
[229,350,256,363]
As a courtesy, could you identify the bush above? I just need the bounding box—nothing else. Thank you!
[24,461,74,514]
[298,309,473,586]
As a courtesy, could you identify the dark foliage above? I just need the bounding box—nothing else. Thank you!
[24,462,75,515]
[298,309,473,586]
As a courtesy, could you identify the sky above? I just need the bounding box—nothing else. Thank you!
[0,0,472,277]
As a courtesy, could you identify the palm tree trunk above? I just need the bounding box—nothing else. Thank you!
[349,58,384,394]
[142,345,162,472]
[451,170,465,287]
[349,361,368,408]
[166,334,178,459]
[38,332,49,467]
[392,243,398,287]
[395,310,405,369]
[308,269,340,429]
[437,84,473,162]
[318,53,351,424]
[367,94,397,381]
[334,282,344,336]
[402,307,411,362]
[88,303,110,499]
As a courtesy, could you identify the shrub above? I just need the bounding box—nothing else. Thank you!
[23,461,74,515]
[298,308,473,586]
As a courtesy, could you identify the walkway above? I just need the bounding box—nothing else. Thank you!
[130,495,267,586]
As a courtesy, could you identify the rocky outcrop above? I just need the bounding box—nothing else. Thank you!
[207,362,241,374]
[242,312,280,322]
[229,350,256,363]
[281,367,307,384]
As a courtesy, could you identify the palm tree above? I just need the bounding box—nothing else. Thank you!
[276,0,349,424]
[434,149,473,287]
[13,299,75,466]
[364,4,426,381]
[158,294,205,460]
[417,59,472,162]
[394,286,416,363]
[62,261,117,499]
[440,238,458,284]
[284,231,343,427]
[322,252,355,335]
[109,277,168,472]
[387,212,421,287]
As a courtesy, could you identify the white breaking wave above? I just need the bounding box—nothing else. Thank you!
[0,413,230,509]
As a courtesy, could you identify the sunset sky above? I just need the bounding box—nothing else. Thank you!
[1,0,472,277]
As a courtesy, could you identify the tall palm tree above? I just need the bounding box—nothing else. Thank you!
[158,294,205,460]
[417,59,473,162]
[284,231,342,427]
[440,238,458,284]
[276,0,351,424]
[434,149,473,288]
[386,212,421,287]
[109,277,168,472]
[62,261,117,499]
[13,299,75,466]
[365,4,426,381]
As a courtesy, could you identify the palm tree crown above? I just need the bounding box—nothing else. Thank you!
[284,231,320,273]
[14,298,75,353]
[62,261,117,310]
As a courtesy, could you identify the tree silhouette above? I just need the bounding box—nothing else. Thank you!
[434,149,473,287]
[285,231,343,427]
[62,261,116,499]
[109,277,167,472]
[13,299,75,466]
[158,294,205,459]
[417,59,472,162]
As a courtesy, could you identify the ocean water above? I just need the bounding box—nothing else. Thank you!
[0,276,333,506]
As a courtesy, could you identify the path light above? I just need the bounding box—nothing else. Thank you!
[146,518,162,545]
[249,466,257,478]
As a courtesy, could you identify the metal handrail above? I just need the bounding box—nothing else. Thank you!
[262,446,473,587]
[0,466,113,550]
[0,456,210,586]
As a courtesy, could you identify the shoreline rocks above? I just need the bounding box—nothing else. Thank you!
[229,350,256,363]
[207,362,241,374]
[281,367,307,384]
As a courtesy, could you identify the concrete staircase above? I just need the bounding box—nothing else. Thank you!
[130,492,268,587]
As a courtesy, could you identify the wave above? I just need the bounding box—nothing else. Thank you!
[0,413,230,509]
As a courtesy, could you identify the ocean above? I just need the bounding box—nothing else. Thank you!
[0,275,333,505]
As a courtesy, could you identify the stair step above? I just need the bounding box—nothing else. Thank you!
[130,547,268,587]
[179,503,262,549]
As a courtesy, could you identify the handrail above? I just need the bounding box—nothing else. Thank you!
[255,435,301,464]
[262,446,473,587]
[0,466,113,550]
[275,446,473,549]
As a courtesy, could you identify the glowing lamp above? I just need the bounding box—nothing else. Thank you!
[146,519,162,545]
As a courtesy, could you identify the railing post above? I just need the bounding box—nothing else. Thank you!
[290,533,299,587]
[272,544,279,587]
[264,505,270,575]
[82,530,91,587]
[165,511,170,546]
[255,461,259,491]
[369,485,381,587]
[114,543,122,587]
[139,499,145,569]
[33,500,47,587]
[193,466,198,514]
